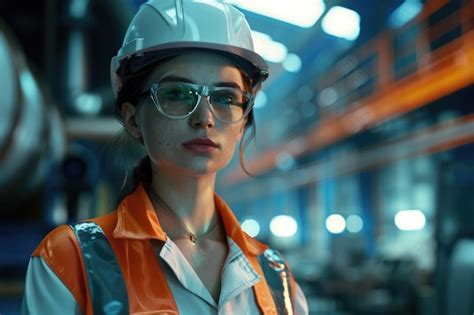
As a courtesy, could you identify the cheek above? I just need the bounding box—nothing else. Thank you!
[235,122,246,142]
[139,111,176,154]
[222,124,245,155]
[143,125,174,152]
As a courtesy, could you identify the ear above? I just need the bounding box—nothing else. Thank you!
[121,102,142,139]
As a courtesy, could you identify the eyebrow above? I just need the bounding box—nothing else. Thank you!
[158,75,244,90]
[159,76,194,84]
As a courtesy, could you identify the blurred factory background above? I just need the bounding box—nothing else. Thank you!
[1,0,474,314]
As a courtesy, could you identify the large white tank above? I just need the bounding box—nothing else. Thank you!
[0,20,66,214]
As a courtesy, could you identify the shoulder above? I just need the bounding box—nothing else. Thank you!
[33,212,117,261]
[32,224,81,268]
[32,213,116,286]
[30,212,118,305]
[29,223,87,311]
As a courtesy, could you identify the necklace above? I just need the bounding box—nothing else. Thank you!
[151,190,219,245]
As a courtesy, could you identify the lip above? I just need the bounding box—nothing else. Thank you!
[182,137,219,154]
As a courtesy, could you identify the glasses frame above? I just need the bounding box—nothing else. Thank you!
[147,82,255,123]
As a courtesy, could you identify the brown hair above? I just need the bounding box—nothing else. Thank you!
[116,54,258,194]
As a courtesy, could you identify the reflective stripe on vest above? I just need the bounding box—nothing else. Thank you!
[71,221,294,314]
[258,249,294,315]
[70,222,129,315]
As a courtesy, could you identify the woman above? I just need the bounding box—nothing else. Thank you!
[22,0,308,314]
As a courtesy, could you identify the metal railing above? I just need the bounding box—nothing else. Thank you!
[315,0,474,119]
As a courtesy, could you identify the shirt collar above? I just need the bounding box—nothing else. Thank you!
[113,183,267,256]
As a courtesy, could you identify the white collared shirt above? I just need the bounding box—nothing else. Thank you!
[22,236,308,314]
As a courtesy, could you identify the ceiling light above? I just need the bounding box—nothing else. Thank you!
[226,0,326,28]
[241,219,261,237]
[282,53,302,73]
[270,215,298,237]
[394,210,426,231]
[346,215,363,233]
[74,93,102,115]
[325,214,345,234]
[322,6,361,41]
[389,0,423,29]
[251,31,288,63]
[275,152,296,171]
[319,87,338,106]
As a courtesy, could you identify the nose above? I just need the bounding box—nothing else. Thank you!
[189,96,215,129]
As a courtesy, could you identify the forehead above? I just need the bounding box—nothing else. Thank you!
[146,52,244,89]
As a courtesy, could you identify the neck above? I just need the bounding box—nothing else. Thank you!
[148,165,217,236]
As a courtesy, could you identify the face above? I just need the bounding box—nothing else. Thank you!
[122,52,250,177]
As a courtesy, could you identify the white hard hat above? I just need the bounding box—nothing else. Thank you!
[111,0,269,96]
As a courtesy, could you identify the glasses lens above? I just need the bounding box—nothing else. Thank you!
[156,84,198,116]
[210,89,250,122]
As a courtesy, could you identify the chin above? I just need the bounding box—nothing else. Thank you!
[184,160,231,176]
[155,154,232,176]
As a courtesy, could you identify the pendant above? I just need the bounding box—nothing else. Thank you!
[189,232,197,244]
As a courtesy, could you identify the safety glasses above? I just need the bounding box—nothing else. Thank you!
[148,82,254,123]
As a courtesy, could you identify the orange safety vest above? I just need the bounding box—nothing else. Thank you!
[33,184,296,314]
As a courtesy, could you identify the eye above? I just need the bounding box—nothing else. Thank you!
[164,87,192,101]
[157,84,199,110]
[212,90,241,107]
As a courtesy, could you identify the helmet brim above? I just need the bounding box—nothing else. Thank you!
[113,41,269,87]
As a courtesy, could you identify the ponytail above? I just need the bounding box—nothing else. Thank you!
[132,156,152,192]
